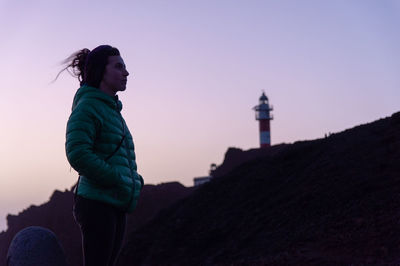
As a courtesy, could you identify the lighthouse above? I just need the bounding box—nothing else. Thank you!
[253,92,273,148]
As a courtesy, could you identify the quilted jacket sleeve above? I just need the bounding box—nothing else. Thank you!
[65,102,120,186]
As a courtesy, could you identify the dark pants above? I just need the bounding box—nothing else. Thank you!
[73,195,127,266]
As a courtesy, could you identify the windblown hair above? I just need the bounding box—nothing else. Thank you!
[57,45,120,88]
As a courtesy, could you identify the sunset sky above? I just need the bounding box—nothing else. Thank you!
[0,0,399,231]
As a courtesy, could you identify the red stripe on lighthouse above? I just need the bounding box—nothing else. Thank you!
[259,120,270,131]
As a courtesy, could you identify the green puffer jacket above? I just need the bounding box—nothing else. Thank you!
[66,85,143,213]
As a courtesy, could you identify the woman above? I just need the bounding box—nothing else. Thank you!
[64,45,144,266]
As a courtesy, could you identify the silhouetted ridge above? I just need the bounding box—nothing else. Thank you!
[1,112,399,265]
[211,145,288,178]
[118,112,400,265]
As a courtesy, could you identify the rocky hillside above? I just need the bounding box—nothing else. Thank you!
[2,112,399,265]
[0,182,194,266]
[118,112,400,265]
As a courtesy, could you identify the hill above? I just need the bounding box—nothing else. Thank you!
[118,112,400,265]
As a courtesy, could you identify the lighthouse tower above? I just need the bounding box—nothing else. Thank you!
[253,92,273,148]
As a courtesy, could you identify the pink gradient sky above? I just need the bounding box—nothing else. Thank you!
[0,0,399,231]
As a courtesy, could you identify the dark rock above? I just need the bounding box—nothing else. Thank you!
[7,226,67,266]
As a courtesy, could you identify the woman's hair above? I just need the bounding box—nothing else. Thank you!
[57,45,120,88]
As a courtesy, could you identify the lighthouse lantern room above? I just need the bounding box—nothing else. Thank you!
[253,92,273,148]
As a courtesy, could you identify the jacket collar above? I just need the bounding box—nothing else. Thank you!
[72,85,123,111]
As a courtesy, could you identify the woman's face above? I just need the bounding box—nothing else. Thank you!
[100,55,129,95]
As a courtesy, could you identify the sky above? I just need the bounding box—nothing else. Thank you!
[0,0,399,231]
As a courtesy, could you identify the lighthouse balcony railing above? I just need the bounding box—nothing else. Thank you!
[253,104,273,111]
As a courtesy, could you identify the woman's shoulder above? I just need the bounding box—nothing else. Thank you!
[75,87,118,110]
